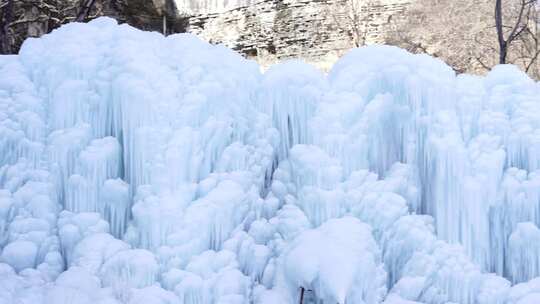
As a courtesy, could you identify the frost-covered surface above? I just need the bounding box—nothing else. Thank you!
[1,18,540,304]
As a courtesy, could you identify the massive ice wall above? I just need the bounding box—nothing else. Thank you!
[1,17,540,304]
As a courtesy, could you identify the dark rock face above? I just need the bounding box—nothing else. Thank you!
[0,0,187,54]
[112,0,187,34]
[1,0,81,53]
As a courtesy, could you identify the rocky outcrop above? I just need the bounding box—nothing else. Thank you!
[113,0,187,34]
[0,0,187,54]
[1,0,84,53]
[2,0,410,69]
[184,0,412,69]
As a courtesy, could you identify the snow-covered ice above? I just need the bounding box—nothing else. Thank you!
[1,17,540,304]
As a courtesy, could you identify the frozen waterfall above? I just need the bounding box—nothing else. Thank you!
[1,18,540,304]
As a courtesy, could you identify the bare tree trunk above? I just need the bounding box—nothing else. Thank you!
[299,287,305,304]
[76,0,97,22]
[495,0,537,64]
[495,0,507,63]
[1,0,14,53]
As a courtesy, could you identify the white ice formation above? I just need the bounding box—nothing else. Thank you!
[1,18,540,304]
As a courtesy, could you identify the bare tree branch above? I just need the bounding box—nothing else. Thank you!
[328,0,371,47]
[496,0,538,64]
[76,0,97,22]
[475,56,492,71]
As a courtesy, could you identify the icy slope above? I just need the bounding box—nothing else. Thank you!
[1,18,540,304]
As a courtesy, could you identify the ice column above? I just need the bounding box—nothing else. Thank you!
[65,137,121,214]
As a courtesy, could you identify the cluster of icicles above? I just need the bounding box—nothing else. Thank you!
[1,17,540,304]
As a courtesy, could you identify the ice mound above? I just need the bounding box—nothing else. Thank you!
[1,17,540,304]
[278,217,387,304]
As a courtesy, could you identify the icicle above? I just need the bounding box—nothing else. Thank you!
[101,179,130,238]
[101,249,159,289]
[490,169,540,275]
[57,211,110,265]
[507,222,540,284]
[258,61,323,161]
[163,15,167,36]
[47,124,92,205]
[65,137,121,214]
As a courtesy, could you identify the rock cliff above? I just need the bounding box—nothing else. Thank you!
[0,0,186,53]
[183,0,412,69]
[2,0,410,69]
